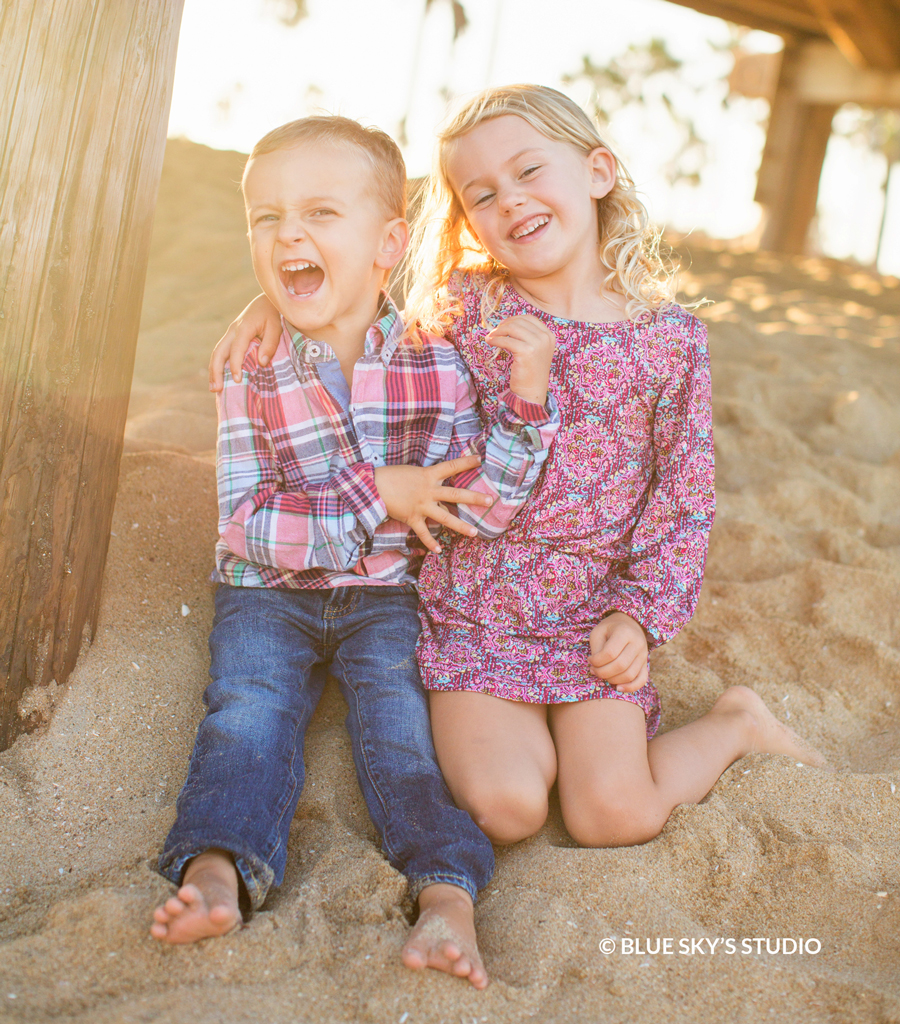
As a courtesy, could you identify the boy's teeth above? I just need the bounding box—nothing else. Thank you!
[512,217,548,239]
[282,261,317,271]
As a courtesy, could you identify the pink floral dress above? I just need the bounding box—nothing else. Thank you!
[416,274,715,738]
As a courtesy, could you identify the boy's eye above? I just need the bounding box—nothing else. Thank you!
[310,208,336,217]
[254,213,278,225]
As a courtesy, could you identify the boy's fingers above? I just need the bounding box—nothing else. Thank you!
[432,454,483,478]
[435,485,493,507]
[408,518,441,553]
[430,508,477,538]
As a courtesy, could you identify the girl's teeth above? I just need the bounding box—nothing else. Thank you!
[513,217,548,239]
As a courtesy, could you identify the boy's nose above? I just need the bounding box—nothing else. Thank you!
[278,215,305,243]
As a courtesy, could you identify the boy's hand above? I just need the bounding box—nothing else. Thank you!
[374,455,493,553]
[588,612,649,693]
[485,315,556,406]
[209,294,282,392]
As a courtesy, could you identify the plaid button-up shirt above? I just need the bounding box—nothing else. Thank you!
[215,299,559,589]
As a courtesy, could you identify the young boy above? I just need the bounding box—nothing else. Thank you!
[150,117,559,989]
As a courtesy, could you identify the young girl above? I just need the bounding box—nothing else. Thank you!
[210,82,823,953]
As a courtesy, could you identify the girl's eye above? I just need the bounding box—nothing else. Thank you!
[520,165,540,178]
[473,192,495,207]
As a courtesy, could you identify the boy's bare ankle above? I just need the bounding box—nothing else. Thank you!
[401,882,487,989]
[150,848,242,945]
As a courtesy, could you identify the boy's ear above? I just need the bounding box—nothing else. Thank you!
[375,218,410,271]
[587,147,617,201]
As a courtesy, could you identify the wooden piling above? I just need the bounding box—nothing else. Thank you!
[0,1,184,749]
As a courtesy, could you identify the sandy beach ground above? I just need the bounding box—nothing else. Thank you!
[1,139,899,1024]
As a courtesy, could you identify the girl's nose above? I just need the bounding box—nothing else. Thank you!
[498,186,527,214]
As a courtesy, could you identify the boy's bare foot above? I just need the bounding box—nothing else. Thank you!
[401,883,487,989]
[713,685,828,768]
[150,849,242,944]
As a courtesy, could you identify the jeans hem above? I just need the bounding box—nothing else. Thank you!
[157,838,275,913]
[407,872,479,904]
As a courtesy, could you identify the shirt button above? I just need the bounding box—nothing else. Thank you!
[307,344,321,358]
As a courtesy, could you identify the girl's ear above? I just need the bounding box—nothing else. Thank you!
[587,147,617,201]
[376,217,410,270]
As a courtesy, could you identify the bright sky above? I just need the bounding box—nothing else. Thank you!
[168,0,900,275]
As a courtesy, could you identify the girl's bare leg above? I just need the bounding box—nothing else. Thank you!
[550,685,826,848]
[428,691,557,844]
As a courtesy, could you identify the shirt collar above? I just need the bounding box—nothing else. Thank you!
[286,293,405,367]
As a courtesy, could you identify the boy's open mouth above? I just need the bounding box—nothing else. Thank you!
[280,261,324,297]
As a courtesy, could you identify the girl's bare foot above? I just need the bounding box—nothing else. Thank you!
[712,686,828,768]
[401,883,488,989]
[150,849,242,944]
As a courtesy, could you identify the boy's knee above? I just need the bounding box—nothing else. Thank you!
[562,789,667,849]
[455,777,549,845]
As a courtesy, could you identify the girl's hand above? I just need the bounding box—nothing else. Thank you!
[485,315,556,406]
[588,612,649,693]
[373,455,493,553]
[209,294,282,392]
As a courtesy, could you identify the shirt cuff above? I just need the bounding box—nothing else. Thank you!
[331,462,388,536]
[497,390,560,448]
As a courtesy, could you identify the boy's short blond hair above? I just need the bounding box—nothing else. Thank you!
[243,116,406,220]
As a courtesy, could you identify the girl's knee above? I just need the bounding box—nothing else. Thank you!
[562,789,669,848]
[455,778,549,845]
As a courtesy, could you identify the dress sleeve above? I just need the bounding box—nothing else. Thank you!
[603,316,715,648]
[216,370,388,573]
[442,352,560,539]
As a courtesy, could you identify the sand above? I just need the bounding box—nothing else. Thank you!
[1,138,899,1024]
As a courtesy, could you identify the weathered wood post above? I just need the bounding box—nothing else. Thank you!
[755,39,838,255]
[0,1,185,749]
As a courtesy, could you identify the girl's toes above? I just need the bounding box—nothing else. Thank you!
[153,906,170,924]
[149,922,168,940]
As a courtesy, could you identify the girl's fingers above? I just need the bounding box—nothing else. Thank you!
[209,328,236,392]
[259,317,282,368]
[588,639,629,669]
[613,663,650,693]
[434,485,493,507]
[230,336,253,383]
[590,643,643,680]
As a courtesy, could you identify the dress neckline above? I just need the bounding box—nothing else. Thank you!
[505,284,636,332]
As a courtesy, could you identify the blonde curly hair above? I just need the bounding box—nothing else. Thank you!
[404,84,677,334]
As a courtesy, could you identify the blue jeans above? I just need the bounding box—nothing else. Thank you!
[159,584,493,909]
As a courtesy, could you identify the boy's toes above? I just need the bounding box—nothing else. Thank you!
[467,962,489,990]
[163,895,189,917]
[208,903,238,928]
[152,905,172,924]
